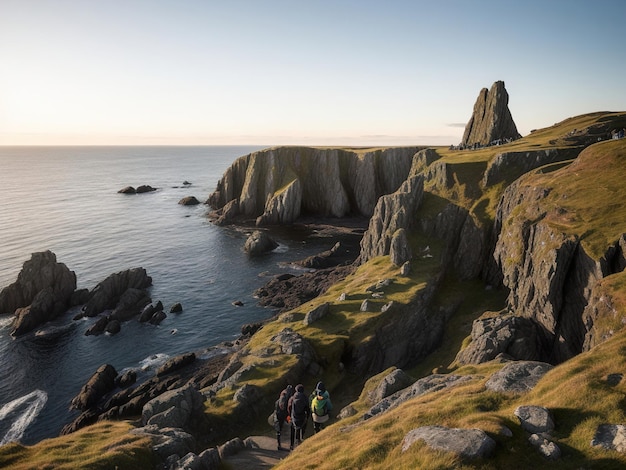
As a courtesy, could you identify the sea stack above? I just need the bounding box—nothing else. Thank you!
[461,80,521,148]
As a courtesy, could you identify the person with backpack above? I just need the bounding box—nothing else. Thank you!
[287,384,309,450]
[273,384,293,450]
[310,381,332,433]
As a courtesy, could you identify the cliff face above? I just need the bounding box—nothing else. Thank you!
[207,146,420,225]
[461,80,521,147]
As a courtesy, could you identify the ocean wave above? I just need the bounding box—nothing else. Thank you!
[0,316,13,331]
[138,353,170,372]
[0,390,48,446]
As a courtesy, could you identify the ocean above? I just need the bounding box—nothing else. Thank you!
[0,146,334,446]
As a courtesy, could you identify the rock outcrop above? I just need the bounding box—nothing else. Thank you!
[243,231,278,256]
[461,80,521,147]
[0,251,77,337]
[207,146,421,226]
[76,268,153,319]
[402,426,496,459]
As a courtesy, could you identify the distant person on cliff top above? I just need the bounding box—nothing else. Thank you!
[273,384,294,450]
[310,381,332,433]
[288,384,309,450]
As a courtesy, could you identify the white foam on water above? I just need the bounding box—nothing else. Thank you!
[139,353,170,371]
[0,390,48,445]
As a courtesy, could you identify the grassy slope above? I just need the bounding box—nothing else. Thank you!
[4,112,626,469]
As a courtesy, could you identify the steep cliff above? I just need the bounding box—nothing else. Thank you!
[207,146,421,225]
[461,80,521,147]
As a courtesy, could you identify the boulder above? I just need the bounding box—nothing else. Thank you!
[105,319,121,335]
[170,302,183,313]
[367,368,414,405]
[139,302,159,322]
[110,288,152,322]
[529,433,561,460]
[149,310,167,325]
[514,405,555,434]
[460,80,521,148]
[233,383,262,406]
[243,231,278,256]
[401,426,496,459]
[485,361,553,393]
[70,364,118,411]
[303,302,330,326]
[218,437,245,459]
[178,196,200,206]
[141,383,205,430]
[591,424,626,453]
[0,251,77,336]
[136,185,156,193]
[118,186,136,194]
[85,315,111,336]
[117,370,137,388]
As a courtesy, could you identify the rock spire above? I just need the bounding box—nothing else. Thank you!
[461,80,521,147]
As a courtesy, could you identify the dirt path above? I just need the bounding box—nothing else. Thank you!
[221,435,290,469]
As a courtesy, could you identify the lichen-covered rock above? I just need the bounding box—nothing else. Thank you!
[141,383,205,430]
[485,361,553,393]
[367,368,414,405]
[402,425,496,459]
[591,424,626,453]
[461,80,521,147]
[303,302,330,326]
[529,433,561,460]
[514,405,555,434]
[130,425,196,461]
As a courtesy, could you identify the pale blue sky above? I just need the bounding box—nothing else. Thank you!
[1,0,625,146]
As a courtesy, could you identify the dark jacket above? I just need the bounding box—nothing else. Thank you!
[288,390,309,428]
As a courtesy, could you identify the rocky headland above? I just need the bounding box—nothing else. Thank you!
[3,82,626,469]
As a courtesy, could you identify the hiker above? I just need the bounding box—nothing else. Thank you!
[310,381,332,433]
[274,384,294,450]
[288,384,309,450]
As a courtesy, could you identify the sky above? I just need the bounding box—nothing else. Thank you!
[1,0,625,146]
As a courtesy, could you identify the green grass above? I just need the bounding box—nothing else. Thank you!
[0,422,156,470]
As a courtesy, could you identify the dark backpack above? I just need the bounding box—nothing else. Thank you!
[290,392,308,427]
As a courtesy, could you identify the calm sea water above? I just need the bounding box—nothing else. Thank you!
[0,146,334,446]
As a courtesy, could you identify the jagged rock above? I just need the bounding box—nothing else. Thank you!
[212,199,239,226]
[411,148,441,174]
[218,437,245,459]
[455,314,541,364]
[198,448,221,469]
[0,251,77,336]
[118,186,136,194]
[70,364,118,411]
[389,228,412,266]
[365,374,473,420]
[461,80,521,147]
[514,406,555,434]
[85,315,111,336]
[141,383,205,430]
[171,453,203,470]
[149,310,167,325]
[303,302,330,326]
[60,409,99,435]
[295,242,352,269]
[401,426,496,459]
[78,268,152,318]
[178,196,200,206]
[359,175,424,263]
[70,288,90,306]
[110,288,152,322]
[130,425,196,461]
[485,361,553,393]
[156,353,196,377]
[207,147,419,226]
[367,368,414,405]
[591,424,626,453]
[117,370,137,388]
[529,433,561,460]
[241,322,262,336]
[243,230,278,256]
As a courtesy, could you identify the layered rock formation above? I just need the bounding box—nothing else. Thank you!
[461,80,521,147]
[0,251,77,336]
[207,146,421,226]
